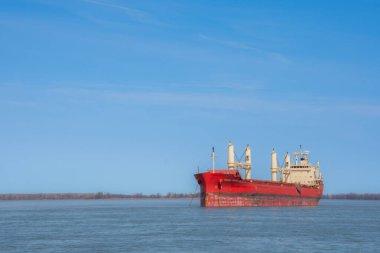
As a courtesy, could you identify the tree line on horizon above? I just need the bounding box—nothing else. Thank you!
[1,192,380,200]
[0,192,200,200]
[323,193,380,200]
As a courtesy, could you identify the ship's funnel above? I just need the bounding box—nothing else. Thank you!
[227,142,235,170]
[245,144,252,180]
[271,149,277,181]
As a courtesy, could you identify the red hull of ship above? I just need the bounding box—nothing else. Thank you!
[194,170,323,207]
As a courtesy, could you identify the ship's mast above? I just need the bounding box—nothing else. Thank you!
[211,147,216,172]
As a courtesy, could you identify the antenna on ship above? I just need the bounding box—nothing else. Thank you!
[211,146,216,172]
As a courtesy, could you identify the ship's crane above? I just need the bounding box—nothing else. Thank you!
[227,142,252,180]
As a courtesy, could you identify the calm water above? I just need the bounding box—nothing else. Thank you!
[1,199,379,253]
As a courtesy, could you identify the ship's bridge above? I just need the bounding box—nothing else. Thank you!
[271,149,322,186]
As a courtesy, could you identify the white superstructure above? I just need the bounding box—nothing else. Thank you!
[271,148,323,186]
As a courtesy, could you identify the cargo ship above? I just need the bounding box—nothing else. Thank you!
[194,143,324,207]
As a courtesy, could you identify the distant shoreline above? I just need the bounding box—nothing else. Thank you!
[1,193,380,201]
[323,193,380,200]
[0,193,199,201]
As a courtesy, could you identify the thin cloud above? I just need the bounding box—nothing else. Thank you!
[51,87,253,110]
[48,86,380,117]
[199,34,262,52]
[268,52,291,64]
[335,103,380,116]
[0,99,36,107]
[82,0,167,26]
[199,34,291,64]
[107,91,255,110]
[189,82,262,92]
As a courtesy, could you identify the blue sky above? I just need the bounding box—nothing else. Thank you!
[0,0,379,194]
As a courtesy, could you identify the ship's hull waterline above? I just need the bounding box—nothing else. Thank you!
[195,170,324,207]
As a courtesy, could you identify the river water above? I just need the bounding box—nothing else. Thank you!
[1,199,379,252]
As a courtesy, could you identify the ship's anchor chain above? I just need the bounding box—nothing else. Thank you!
[218,179,223,190]
[296,183,302,194]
